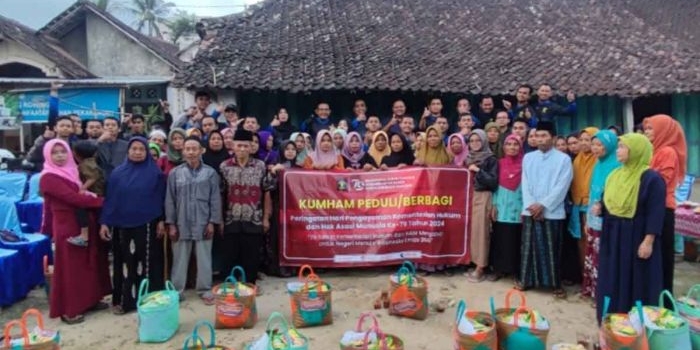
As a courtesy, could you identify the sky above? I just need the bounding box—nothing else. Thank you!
[0,0,262,29]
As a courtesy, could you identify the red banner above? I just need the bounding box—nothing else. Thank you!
[280,167,472,267]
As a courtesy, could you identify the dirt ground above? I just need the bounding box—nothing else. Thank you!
[1,261,698,349]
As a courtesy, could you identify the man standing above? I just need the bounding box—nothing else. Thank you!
[494,110,510,134]
[419,97,443,131]
[534,84,576,124]
[219,129,275,295]
[382,99,408,135]
[96,117,129,179]
[166,136,222,303]
[120,114,147,140]
[517,121,573,299]
[200,116,219,141]
[26,116,74,171]
[504,84,537,127]
[221,104,239,129]
[85,120,103,141]
[173,91,221,129]
[349,99,368,136]
[300,102,333,139]
[457,113,474,137]
[475,96,496,127]
[399,116,416,144]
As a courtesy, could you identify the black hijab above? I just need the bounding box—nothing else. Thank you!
[278,140,301,169]
[381,133,415,167]
[202,130,229,170]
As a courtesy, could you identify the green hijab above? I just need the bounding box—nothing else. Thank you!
[603,133,652,218]
[167,128,186,164]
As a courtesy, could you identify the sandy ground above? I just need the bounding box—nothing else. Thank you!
[1,261,698,349]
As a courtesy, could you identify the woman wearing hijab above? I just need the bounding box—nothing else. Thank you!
[447,133,468,166]
[203,130,229,172]
[39,139,107,324]
[290,132,309,166]
[568,127,599,282]
[595,133,665,321]
[263,140,300,277]
[489,134,524,281]
[464,130,499,283]
[332,128,347,154]
[257,131,279,166]
[380,133,415,169]
[366,131,391,170]
[157,128,186,175]
[99,137,167,315]
[644,114,687,293]
[414,126,451,166]
[341,131,371,170]
[484,122,504,158]
[303,130,345,170]
[268,108,298,146]
[148,142,161,161]
[221,128,235,157]
[582,130,620,301]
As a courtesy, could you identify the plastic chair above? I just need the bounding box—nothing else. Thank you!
[25,173,42,202]
[0,172,28,203]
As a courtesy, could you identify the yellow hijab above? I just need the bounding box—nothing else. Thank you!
[603,133,652,218]
[368,131,391,166]
[417,126,451,166]
[571,127,599,205]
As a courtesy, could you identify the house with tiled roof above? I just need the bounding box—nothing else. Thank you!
[175,0,700,173]
[0,0,184,151]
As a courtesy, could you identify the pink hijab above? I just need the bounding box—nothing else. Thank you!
[308,130,339,168]
[448,133,468,166]
[41,139,82,188]
[498,133,524,191]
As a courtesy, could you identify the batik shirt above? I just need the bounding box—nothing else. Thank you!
[220,158,276,226]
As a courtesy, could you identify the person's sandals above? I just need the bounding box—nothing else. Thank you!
[201,292,215,306]
[513,281,528,291]
[112,305,126,315]
[487,272,503,282]
[67,236,88,247]
[466,270,486,283]
[553,288,568,299]
[90,301,109,312]
[60,314,84,324]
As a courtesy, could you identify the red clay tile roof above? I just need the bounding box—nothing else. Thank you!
[174,0,700,97]
[0,14,94,78]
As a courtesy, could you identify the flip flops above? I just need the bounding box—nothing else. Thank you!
[67,236,88,247]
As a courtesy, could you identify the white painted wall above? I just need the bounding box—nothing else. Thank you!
[0,39,67,78]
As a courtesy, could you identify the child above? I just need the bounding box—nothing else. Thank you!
[67,141,105,247]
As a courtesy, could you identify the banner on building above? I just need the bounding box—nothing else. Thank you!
[280,167,472,267]
[17,88,120,123]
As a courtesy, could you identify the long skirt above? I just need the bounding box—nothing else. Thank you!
[470,191,493,267]
[112,220,164,312]
[661,208,675,293]
[519,217,564,289]
[581,228,600,298]
[490,222,522,276]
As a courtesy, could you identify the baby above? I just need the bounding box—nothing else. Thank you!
[67,141,105,247]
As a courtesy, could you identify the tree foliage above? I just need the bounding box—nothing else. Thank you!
[166,10,197,44]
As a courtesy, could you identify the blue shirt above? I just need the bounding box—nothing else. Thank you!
[521,148,573,220]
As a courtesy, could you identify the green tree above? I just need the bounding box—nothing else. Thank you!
[166,10,197,44]
[127,0,175,39]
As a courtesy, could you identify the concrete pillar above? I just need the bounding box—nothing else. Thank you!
[623,98,634,133]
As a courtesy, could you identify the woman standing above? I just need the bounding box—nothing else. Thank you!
[157,128,186,175]
[290,132,309,166]
[380,133,414,169]
[366,131,391,170]
[413,132,426,159]
[332,129,347,154]
[341,132,370,170]
[582,130,620,301]
[447,133,468,166]
[40,139,108,324]
[464,130,499,283]
[303,130,345,170]
[203,130,229,172]
[595,133,665,320]
[570,127,599,280]
[257,131,279,166]
[644,114,687,293]
[221,128,235,157]
[489,134,524,281]
[100,137,167,315]
[414,126,451,166]
[484,122,504,158]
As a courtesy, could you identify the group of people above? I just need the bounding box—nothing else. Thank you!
[30,83,686,326]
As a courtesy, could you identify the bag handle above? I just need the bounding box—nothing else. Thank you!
[489,296,496,318]
[399,260,416,276]
[302,274,326,294]
[165,280,176,292]
[686,284,700,301]
[137,278,150,304]
[658,290,679,313]
[395,267,413,287]
[182,334,205,350]
[192,321,216,347]
[230,266,247,283]
[220,275,238,295]
[360,325,389,350]
[298,265,315,280]
[20,309,45,332]
[266,312,294,350]
[504,289,527,309]
[3,320,29,347]
[355,312,380,333]
[602,296,611,319]
[511,307,537,329]
[456,300,467,323]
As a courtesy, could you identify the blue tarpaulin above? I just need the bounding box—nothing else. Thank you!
[18,87,120,122]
